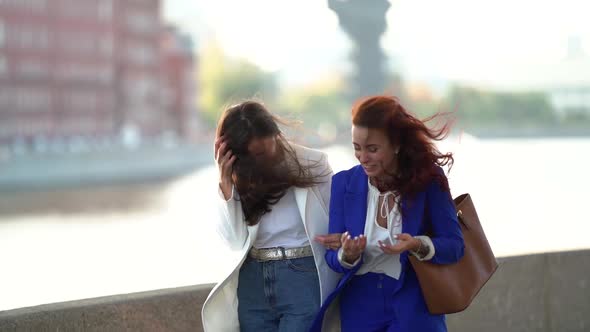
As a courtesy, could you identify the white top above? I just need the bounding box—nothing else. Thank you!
[253,187,309,249]
[338,180,435,278]
[219,186,309,249]
[356,180,403,278]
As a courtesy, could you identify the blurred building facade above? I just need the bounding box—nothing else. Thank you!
[0,0,200,151]
[160,25,202,143]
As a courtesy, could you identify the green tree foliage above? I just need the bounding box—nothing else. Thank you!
[561,107,590,126]
[445,86,557,128]
[195,43,587,138]
[198,42,277,126]
[279,78,350,145]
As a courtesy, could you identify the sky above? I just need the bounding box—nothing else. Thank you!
[163,0,590,90]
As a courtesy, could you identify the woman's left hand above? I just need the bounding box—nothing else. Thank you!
[378,233,420,255]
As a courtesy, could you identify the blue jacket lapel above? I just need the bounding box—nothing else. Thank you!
[343,166,369,237]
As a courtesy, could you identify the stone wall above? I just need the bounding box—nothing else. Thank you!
[1,250,588,332]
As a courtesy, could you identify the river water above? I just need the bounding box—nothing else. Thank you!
[0,137,588,311]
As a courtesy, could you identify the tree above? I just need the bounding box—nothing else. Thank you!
[279,75,351,145]
[198,42,277,126]
[445,86,557,128]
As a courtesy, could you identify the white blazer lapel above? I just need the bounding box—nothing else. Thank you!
[294,187,309,224]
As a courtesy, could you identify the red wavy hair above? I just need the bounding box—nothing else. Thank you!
[352,95,454,198]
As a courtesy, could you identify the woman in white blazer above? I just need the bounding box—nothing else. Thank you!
[201,101,340,332]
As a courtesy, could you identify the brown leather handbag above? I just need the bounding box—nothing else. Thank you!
[409,193,498,315]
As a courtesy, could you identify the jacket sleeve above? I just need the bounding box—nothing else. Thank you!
[426,179,465,265]
[324,172,360,273]
[215,185,249,251]
[316,152,333,212]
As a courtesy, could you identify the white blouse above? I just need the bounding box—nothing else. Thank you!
[253,187,309,249]
[338,179,435,278]
[220,186,309,249]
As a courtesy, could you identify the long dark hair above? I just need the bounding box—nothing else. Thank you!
[352,95,454,198]
[216,100,324,226]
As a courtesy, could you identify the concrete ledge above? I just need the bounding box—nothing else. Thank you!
[1,250,588,332]
[447,249,590,332]
[0,284,215,332]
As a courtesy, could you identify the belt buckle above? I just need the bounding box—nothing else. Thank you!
[278,246,286,260]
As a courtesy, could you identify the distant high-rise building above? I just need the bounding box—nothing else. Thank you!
[0,0,198,148]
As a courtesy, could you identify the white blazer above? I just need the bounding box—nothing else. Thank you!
[201,144,341,332]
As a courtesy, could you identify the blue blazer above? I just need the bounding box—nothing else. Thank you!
[311,165,464,332]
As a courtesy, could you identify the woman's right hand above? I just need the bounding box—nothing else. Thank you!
[341,232,366,264]
[214,135,236,200]
[315,233,343,250]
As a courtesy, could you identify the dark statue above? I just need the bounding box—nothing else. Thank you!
[328,0,391,99]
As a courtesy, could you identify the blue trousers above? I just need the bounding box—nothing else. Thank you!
[237,256,320,332]
[339,272,447,332]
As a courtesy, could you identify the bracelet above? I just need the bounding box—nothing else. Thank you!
[414,237,422,253]
[412,237,430,259]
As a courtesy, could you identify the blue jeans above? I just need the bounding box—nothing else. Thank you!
[237,255,320,332]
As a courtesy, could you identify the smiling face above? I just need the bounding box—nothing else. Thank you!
[352,125,398,178]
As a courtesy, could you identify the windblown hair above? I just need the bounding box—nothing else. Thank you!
[352,95,454,199]
[216,100,324,226]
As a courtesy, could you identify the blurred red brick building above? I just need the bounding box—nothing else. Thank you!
[0,0,199,149]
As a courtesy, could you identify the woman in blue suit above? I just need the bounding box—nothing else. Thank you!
[314,95,464,332]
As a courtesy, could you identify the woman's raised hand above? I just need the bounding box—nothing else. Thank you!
[378,233,420,255]
[214,135,236,200]
[341,232,366,264]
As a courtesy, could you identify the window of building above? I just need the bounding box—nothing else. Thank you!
[98,0,113,21]
[38,29,49,49]
[15,88,51,112]
[0,0,45,12]
[15,26,49,50]
[20,29,34,48]
[127,43,157,65]
[58,0,108,20]
[56,63,112,84]
[99,37,113,57]
[0,20,5,47]
[59,0,90,19]
[126,11,157,34]
[0,56,6,77]
[32,0,48,12]
[23,0,47,12]
[65,91,98,111]
[97,66,113,84]
[17,59,49,79]
[60,32,94,54]
[0,87,9,106]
